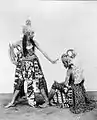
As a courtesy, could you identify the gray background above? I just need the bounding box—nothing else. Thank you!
[0,0,97,93]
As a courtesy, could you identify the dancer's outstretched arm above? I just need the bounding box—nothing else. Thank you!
[35,40,59,64]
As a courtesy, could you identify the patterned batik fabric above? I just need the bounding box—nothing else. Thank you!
[70,80,96,114]
[12,45,26,99]
[14,55,48,106]
[51,81,73,108]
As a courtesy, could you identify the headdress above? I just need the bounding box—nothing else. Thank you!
[66,49,77,59]
[61,49,77,67]
[22,17,34,36]
[25,17,31,26]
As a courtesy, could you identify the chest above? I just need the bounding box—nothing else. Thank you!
[71,66,83,83]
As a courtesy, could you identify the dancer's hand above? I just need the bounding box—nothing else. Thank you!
[52,58,59,64]
[5,102,15,108]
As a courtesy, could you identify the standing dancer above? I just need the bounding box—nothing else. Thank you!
[5,18,59,108]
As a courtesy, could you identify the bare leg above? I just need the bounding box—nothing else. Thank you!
[49,89,56,101]
[5,90,20,108]
[48,88,56,105]
[39,88,49,108]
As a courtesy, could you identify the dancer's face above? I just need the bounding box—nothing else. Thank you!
[61,55,68,68]
[27,39,31,46]
[61,54,73,69]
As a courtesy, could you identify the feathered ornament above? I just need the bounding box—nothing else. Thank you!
[8,43,17,65]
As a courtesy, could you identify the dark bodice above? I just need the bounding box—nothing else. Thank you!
[22,34,36,57]
[68,73,74,86]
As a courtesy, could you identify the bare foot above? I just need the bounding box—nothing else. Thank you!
[28,101,36,107]
[5,102,15,108]
[39,102,49,108]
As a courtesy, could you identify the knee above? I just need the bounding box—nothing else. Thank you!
[51,81,58,90]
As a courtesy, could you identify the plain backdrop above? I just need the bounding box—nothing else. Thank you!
[0,0,97,93]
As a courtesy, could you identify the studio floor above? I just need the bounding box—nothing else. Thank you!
[0,91,97,120]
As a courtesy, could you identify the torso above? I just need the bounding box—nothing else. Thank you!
[69,65,84,84]
[12,40,35,62]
